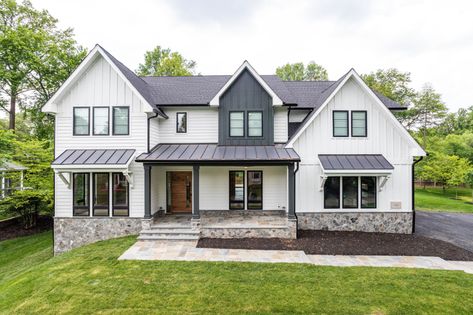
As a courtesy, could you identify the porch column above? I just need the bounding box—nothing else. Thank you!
[288,163,296,219]
[193,164,200,219]
[144,164,151,219]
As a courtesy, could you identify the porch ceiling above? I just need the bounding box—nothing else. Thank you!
[136,144,300,164]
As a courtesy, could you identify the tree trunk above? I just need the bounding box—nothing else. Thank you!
[9,94,16,130]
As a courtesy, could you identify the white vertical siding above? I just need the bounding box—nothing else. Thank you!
[293,78,415,212]
[274,107,288,143]
[54,55,148,218]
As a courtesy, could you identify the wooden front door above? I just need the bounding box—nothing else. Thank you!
[167,171,192,213]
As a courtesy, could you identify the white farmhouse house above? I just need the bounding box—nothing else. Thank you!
[43,45,425,253]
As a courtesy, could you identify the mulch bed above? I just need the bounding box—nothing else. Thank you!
[0,216,53,242]
[198,230,473,261]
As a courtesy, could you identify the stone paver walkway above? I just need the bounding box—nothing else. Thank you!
[119,240,473,274]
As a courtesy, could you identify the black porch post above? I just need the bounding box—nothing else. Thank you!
[144,164,151,219]
[193,164,200,219]
[288,163,296,219]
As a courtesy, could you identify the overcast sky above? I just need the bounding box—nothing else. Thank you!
[31,0,473,111]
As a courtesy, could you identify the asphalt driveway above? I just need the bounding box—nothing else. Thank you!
[416,211,473,252]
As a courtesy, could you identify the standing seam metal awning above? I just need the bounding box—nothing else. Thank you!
[52,149,135,168]
[318,154,394,173]
[136,144,300,164]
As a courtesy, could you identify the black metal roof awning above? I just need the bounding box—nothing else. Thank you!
[136,144,300,164]
[318,154,394,174]
[52,149,135,169]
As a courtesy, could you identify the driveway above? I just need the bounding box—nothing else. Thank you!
[416,211,473,252]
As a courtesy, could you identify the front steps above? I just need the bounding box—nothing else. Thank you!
[138,215,199,241]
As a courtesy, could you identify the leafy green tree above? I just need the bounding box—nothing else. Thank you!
[136,46,196,76]
[0,0,85,137]
[276,62,328,81]
[437,106,473,135]
[0,190,52,228]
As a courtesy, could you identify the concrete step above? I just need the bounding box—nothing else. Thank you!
[149,225,193,230]
[137,234,200,241]
[140,229,198,235]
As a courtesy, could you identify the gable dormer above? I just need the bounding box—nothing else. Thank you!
[215,62,283,145]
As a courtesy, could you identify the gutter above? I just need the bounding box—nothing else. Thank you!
[146,109,160,153]
[411,155,424,233]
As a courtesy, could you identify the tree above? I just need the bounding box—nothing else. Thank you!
[0,0,85,136]
[136,46,196,76]
[276,62,328,81]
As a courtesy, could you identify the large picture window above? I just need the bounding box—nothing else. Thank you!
[112,173,129,216]
[93,173,109,216]
[73,173,89,216]
[247,171,263,209]
[229,112,244,137]
[73,107,90,135]
[93,107,109,135]
[248,112,263,137]
[323,177,340,209]
[333,111,349,137]
[229,171,245,209]
[351,111,367,137]
[113,107,129,135]
[176,112,187,133]
[324,176,376,209]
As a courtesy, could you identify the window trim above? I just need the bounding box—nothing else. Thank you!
[112,106,130,136]
[360,176,377,209]
[351,110,367,137]
[72,173,90,216]
[112,172,129,217]
[247,111,263,138]
[229,170,245,210]
[229,111,245,138]
[332,110,349,137]
[176,112,187,133]
[92,172,110,216]
[73,107,90,136]
[247,170,263,210]
[92,106,110,136]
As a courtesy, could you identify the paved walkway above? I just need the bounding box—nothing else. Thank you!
[119,240,473,274]
[416,211,473,252]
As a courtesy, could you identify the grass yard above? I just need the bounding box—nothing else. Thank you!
[0,233,472,314]
[416,186,473,213]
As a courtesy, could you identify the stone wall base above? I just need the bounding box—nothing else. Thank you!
[297,212,412,234]
[54,217,143,254]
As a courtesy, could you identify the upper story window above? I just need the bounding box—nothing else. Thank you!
[333,111,348,137]
[73,107,90,135]
[93,107,109,135]
[113,107,129,135]
[351,111,367,137]
[176,112,187,133]
[248,112,263,137]
[230,112,244,137]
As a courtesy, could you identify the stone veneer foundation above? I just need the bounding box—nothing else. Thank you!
[54,217,143,254]
[297,211,413,234]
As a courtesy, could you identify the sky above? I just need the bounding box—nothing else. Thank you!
[31,0,473,112]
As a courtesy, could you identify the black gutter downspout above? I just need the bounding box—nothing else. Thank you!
[147,110,159,153]
[412,156,424,233]
[293,161,300,236]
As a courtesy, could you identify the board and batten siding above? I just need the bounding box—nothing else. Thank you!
[292,78,417,213]
[54,55,148,218]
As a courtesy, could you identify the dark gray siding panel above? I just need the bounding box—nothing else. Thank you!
[218,69,274,145]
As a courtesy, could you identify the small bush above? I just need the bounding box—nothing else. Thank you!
[0,190,52,229]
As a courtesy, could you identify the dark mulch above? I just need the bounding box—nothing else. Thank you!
[0,216,53,242]
[198,230,473,261]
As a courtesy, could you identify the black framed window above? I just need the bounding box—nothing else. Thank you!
[361,177,376,208]
[93,107,109,135]
[333,111,348,137]
[73,173,89,216]
[248,112,263,137]
[342,176,358,208]
[247,171,263,209]
[113,107,129,135]
[323,177,340,208]
[112,173,129,216]
[176,112,187,133]
[93,173,109,216]
[229,171,245,210]
[229,112,244,137]
[352,111,367,137]
[73,107,90,135]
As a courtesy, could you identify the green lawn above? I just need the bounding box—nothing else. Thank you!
[0,233,472,314]
[416,186,473,213]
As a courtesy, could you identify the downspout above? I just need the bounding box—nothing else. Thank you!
[412,155,424,233]
[294,161,299,220]
[147,110,160,153]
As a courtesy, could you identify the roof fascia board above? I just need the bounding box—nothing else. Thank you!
[286,70,426,156]
[209,61,283,106]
